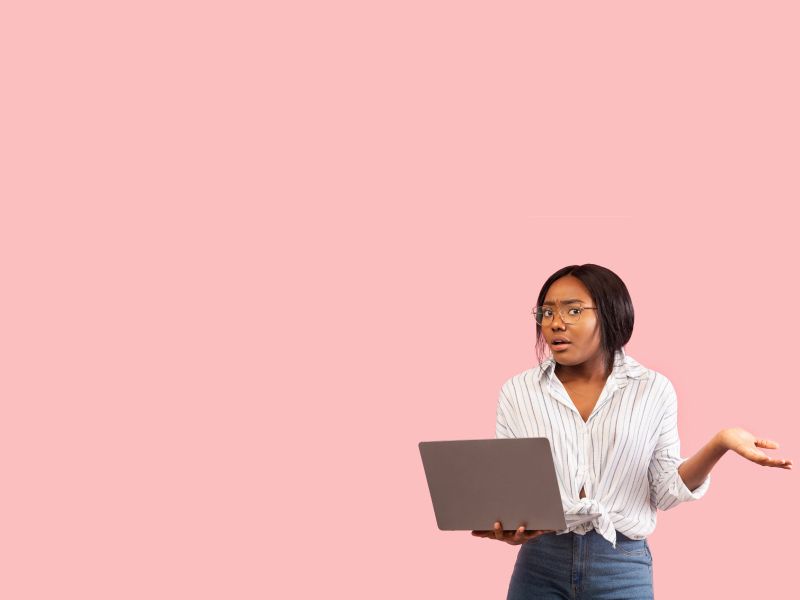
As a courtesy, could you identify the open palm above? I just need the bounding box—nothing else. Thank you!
[721,427,793,469]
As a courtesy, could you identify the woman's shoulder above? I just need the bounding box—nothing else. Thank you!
[498,360,553,401]
[623,354,672,386]
[624,356,678,409]
[620,352,673,387]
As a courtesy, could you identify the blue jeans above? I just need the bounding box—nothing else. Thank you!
[506,529,654,600]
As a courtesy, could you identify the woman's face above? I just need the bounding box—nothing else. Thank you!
[540,275,604,366]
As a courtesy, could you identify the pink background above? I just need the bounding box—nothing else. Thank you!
[2,1,798,598]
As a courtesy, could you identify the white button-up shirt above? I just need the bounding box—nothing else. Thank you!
[496,348,711,548]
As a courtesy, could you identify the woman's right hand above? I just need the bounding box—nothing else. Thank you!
[471,521,556,545]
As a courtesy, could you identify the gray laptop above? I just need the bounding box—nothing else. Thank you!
[419,438,600,531]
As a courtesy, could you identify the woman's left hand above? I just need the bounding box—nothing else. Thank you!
[719,427,793,469]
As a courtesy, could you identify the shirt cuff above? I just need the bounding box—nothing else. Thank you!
[673,457,712,501]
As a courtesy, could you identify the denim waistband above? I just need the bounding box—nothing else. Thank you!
[565,528,643,543]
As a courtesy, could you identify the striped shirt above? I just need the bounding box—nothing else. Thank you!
[496,348,711,549]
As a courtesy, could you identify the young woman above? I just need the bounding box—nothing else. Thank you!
[471,264,792,599]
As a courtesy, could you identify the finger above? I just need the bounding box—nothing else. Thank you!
[513,526,525,543]
[754,455,792,467]
[755,439,780,449]
[529,529,550,538]
[755,453,790,467]
[472,530,490,537]
[526,529,555,539]
[518,528,539,539]
[493,521,503,540]
[741,448,769,464]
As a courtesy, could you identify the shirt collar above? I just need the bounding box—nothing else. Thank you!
[537,347,648,390]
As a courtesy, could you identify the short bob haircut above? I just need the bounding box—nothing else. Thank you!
[534,264,635,376]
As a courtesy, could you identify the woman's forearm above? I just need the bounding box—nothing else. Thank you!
[677,430,729,491]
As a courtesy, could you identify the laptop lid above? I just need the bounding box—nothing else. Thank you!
[419,438,599,531]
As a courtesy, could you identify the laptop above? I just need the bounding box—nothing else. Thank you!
[419,438,600,531]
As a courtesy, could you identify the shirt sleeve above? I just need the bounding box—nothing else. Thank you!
[495,384,519,439]
[647,379,711,511]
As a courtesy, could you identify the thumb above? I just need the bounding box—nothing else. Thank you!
[755,439,779,449]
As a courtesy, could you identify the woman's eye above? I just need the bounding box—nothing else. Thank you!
[569,308,581,315]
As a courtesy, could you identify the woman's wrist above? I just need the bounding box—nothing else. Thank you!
[714,428,734,452]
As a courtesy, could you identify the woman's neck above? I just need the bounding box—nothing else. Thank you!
[554,355,612,385]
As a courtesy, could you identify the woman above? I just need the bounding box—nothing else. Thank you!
[471,264,792,600]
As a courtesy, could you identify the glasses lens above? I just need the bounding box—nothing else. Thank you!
[534,305,582,324]
[534,307,549,324]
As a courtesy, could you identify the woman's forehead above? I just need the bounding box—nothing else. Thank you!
[544,278,591,304]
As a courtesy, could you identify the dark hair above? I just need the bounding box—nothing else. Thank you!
[534,264,634,375]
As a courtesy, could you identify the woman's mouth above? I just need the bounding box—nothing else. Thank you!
[551,341,571,351]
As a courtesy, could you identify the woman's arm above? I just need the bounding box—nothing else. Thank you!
[678,428,793,491]
[677,431,729,492]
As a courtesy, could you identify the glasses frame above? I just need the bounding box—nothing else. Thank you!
[531,304,599,325]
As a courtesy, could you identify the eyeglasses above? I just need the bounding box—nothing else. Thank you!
[531,304,599,325]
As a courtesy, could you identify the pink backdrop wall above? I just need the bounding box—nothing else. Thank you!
[2,1,798,598]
